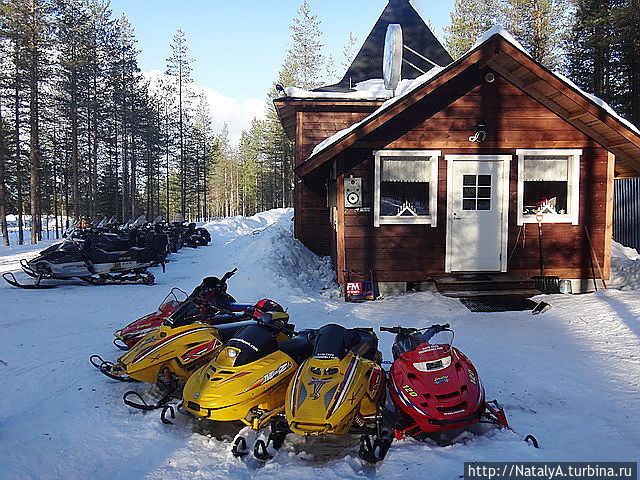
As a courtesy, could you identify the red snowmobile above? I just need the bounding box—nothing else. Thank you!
[113,269,255,350]
[381,324,514,440]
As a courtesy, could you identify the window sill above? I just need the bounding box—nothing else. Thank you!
[518,215,578,226]
[376,216,436,226]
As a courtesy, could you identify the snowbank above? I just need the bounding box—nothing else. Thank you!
[201,209,291,240]
[202,208,337,297]
[610,240,640,290]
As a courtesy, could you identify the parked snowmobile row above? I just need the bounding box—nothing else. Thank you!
[91,271,538,465]
[3,214,211,289]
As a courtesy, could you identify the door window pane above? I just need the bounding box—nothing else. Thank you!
[463,187,476,198]
[477,199,491,210]
[477,187,491,198]
[460,175,492,211]
[463,175,476,186]
[463,199,476,210]
[478,175,492,186]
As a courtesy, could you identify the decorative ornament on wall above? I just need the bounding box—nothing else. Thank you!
[469,122,487,143]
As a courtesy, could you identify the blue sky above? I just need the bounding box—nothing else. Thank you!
[108,0,455,142]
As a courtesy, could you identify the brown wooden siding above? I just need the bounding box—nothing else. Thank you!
[294,179,331,256]
[299,111,373,163]
[333,76,612,282]
[294,107,379,257]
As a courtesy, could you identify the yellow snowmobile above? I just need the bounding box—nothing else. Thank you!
[164,308,313,459]
[284,324,391,463]
[90,298,284,410]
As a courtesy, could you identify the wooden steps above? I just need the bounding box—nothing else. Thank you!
[432,274,541,298]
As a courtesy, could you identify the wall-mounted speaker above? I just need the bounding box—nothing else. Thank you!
[344,177,362,208]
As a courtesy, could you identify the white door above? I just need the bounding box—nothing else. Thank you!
[446,156,510,272]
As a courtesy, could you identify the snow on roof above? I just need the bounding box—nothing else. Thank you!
[554,71,640,136]
[303,26,640,163]
[471,25,530,56]
[284,79,394,100]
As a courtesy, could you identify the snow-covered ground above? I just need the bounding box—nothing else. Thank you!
[0,209,638,479]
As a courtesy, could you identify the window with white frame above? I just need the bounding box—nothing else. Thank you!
[374,150,440,227]
[517,149,581,225]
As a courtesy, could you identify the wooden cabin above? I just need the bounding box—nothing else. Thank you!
[275,1,640,295]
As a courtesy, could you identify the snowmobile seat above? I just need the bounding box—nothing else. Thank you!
[90,248,129,264]
[310,324,377,360]
[279,332,313,365]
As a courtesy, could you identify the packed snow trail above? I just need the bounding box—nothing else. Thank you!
[0,208,638,480]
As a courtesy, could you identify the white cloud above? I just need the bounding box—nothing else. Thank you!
[198,87,266,145]
[144,70,267,146]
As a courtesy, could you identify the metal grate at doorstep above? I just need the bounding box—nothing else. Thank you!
[459,295,540,312]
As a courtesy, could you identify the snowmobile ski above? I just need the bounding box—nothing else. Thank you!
[89,355,136,382]
[122,390,174,411]
[2,272,58,289]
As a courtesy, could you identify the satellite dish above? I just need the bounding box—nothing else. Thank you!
[383,24,403,91]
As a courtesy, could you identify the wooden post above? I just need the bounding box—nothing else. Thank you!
[336,156,346,285]
[602,151,615,280]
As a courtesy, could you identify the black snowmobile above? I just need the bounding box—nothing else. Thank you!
[3,226,168,289]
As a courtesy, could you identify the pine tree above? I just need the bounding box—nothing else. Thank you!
[325,53,337,85]
[0,101,9,245]
[24,0,52,243]
[166,29,194,218]
[566,0,615,99]
[341,31,358,72]
[445,0,502,59]
[288,0,324,89]
[613,0,640,125]
[55,0,91,221]
[502,0,571,68]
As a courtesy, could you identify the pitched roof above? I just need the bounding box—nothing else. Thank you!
[314,0,452,93]
[295,27,640,178]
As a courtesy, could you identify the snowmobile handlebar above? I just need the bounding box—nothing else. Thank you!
[251,315,296,335]
[380,324,451,336]
[220,268,238,284]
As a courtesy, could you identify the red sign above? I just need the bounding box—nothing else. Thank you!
[346,282,362,295]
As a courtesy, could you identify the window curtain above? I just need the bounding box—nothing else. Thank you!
[381,157,431,182]
[522,156,569,182]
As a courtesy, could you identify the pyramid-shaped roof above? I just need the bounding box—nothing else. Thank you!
[315,0,453,92]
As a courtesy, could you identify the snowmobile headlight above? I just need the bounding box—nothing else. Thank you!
[413,355,452,372]
[227,347,239,358]
[324,368,339,376]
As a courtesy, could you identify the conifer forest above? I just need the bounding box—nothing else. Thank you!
[0,0,637,246]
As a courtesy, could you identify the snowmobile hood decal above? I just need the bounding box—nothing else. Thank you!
[326,355,358,419]
[131,327,214,364]
[390,374,431,417]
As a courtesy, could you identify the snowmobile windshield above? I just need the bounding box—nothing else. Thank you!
[163,300,202,328]
[311,324,361,360]
[58,238,82,252]
[158,288,188,312]
[394,328,454,355]
[132,215,147,228]
[225,324,278,367]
